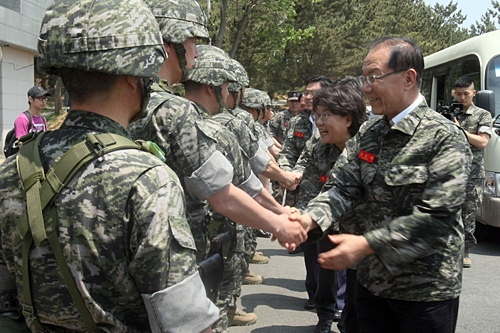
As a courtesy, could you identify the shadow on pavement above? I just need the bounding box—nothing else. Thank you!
[248,325,316,333]
[260,277,305,293]
[240,293,313,313]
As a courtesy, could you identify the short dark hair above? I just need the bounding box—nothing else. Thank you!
[370,37,424,88]
[305,75,334,89]
[313,85,368,137]
[58,68,120,105]
[334,76,363,93]
[455,76,474,89]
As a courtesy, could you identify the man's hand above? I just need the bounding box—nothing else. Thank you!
[453,116,460,126]
[317,234,375,270]
[279,172,302,190]
[271,213,307,251]
[288,211,318,232]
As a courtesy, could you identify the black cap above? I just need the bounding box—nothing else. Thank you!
[28,86,51,98]
[287,91,301,101]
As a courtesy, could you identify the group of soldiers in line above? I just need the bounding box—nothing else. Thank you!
[0,0,308,332]
[0,0,489,332]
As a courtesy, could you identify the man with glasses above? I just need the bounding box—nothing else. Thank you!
[292,37,472,332]
[14,86,50,138]
[278,75,333,311]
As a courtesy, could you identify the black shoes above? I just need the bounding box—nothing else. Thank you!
[304,299,316,310]
[315,318,333,333]
[332,310,342,322]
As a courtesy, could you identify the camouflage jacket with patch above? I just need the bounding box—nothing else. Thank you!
[294,131,342,211]
[305,101,472,302]
[0,111,198,332]
[269,109,296,144]
[455,103,492,179]
[278,109,313,172]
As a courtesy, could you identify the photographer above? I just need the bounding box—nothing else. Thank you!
[453,76,492,268]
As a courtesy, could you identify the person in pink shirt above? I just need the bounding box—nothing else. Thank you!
[14,86,50,138]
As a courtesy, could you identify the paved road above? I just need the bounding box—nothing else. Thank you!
[230,227,500,333]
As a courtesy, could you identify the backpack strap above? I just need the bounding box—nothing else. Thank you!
[22,111,33,133]
[16,132,157,332]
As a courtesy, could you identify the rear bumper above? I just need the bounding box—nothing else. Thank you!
[477,194,500,228]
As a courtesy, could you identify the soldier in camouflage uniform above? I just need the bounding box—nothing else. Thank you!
[293,85,368,333]
[128,0,306,262]
[452,76,492,268]
[270,91,302,145]
[277,76,334,310]
[0,0,219,332]
[184,45,296,330]
[292,37,472,332]
[241,88,281,160]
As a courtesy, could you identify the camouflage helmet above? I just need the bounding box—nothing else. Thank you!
[241,88,265,110]
[189,45,238,87]
[37,0,166,78]
[145,0,209,44]
[228,59,249,92]
[258,90,272,107]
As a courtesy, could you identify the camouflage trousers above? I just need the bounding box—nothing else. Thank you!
[234,225,249,300]
[213,224,246,333]
[463,178,484,250]
[243,226,258,268]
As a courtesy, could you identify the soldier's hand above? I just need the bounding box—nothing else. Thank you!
[317,234,375,270]
[271,214,307,249]
[293,172,302,184]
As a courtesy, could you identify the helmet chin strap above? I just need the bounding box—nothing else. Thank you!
[215,86,226,114]
[230,91,239,109]
[174,43,190,82]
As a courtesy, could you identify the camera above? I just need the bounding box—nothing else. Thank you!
[437,102,463,120]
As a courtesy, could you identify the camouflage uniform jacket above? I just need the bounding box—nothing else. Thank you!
[305,101,472,302]
[455,103,492,179]
[278,109,313,172]
[195,104,262,199]
[232,107,269,152]
[213,110,271,175]
[294,131,342,211]
[254,121,275,149]
[269,109,296,144]
[128,81,234,246]
[0,111,212,332]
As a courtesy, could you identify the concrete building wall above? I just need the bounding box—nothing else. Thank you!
[0,0,52,158]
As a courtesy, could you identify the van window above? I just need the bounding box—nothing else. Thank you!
[486,55,500,117]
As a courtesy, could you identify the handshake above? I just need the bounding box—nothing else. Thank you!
[271,206,318,251]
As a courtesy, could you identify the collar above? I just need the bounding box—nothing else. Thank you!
[193,102,212,119]
[388,97,428,136]
[62,110,131,139]
[390,94,423,125]
[464,103,476,115]
[309,113,318,134]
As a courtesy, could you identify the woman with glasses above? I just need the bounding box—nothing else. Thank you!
[292,82,368,333]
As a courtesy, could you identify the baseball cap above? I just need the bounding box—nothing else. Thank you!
[28,86,51,98]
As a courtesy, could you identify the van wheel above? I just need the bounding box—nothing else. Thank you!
[474,221,490,242]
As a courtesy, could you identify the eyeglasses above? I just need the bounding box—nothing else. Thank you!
[303,89,318,97]
[312,111,332,122]
[36,96,48,101]
[358,69,408,86]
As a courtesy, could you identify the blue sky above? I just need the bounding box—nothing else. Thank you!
[423,0,496,28]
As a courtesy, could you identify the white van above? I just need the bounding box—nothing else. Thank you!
[422,30,500,228]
